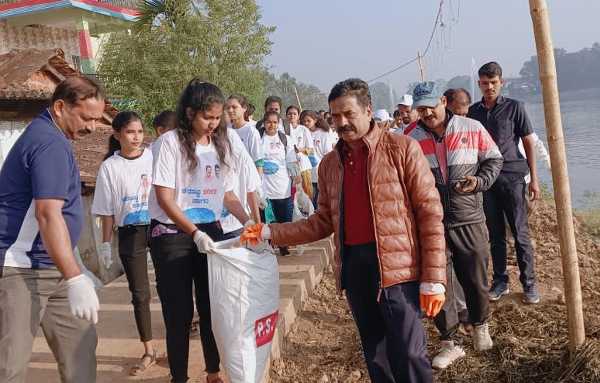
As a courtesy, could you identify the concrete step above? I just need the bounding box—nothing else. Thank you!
[26,237,334,383]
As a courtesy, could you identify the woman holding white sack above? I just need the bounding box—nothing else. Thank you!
[91,111,158,375]
[260,110,300,256]
[149,79,252,383]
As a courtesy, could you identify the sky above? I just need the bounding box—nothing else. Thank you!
[255,0,600,96]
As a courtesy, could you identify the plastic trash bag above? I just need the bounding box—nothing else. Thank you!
[208,238,279,383]
[293,187,314,221]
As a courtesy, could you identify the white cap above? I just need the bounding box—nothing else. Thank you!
[373,109,391,122]
[397,94,413,107]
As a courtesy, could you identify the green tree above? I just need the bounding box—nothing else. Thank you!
[263,72,328,113]
[98,0,274,127]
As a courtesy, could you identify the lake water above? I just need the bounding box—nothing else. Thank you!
[526,94,600,208]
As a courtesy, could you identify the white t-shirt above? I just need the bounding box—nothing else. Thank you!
[92,149,153,227]
[261,133,296,200]
[221,129,261,234]
[289,124,314,172]
[149,130,233,224]
[228,122,263,165]
[310,130,338,183]
[289,124,314,152]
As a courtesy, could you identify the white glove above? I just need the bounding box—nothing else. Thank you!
[193,230,216,254]
[261,224,272,240]
[98,242,113,270]
[244,219,256,228]
[66,273,100,324]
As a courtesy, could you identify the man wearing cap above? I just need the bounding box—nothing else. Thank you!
[242,78,446,383]
[408,81,503,369]
[392,94,419,134]
[468,62,541,304]
[373,109,392,131]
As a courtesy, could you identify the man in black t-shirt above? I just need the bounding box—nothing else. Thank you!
[468,62,541,305]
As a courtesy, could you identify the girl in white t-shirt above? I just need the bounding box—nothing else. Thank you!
[301,110,338,208]
[225,94,264,174]
[285,105,314,200]
[260,110,300,256]
[91,111,157,375]
[149,80,250,383]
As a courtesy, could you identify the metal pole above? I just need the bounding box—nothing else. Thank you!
[529,0,585,352]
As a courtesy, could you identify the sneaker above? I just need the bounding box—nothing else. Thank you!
[432,340,465,369]
[473,323,493,351]
[522,285,541,304]
[488,282,510,301]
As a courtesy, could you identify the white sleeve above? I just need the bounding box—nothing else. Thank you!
[285,135,298,163]
[91,163,114,216]
[246,129,264,163]
[303,127,314,149]
[152,134,177,189]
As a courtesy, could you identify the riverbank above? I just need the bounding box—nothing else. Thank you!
[270,198,600,382]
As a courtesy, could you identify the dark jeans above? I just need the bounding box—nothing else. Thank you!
[343,243,432,383]
[434,223,490,340]
[484,172,536,288]
[118,225,152,342]
[149,221,223,382]
[261,197,293,254]
[312,182,319,210]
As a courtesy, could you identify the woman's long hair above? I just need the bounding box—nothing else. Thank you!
[175,79,231,171]
[104,111,142,160]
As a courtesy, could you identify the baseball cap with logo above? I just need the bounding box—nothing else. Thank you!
[412,81,444,108]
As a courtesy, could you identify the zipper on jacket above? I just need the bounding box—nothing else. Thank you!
[334,149,346,289]
[365,150,384,302]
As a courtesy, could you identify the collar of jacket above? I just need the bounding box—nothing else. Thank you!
[335,119,381,157]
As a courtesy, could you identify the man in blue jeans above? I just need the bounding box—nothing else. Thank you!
[0,76,105,382]
[468,61,541,304]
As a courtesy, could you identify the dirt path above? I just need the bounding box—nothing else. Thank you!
[270,200,600,382]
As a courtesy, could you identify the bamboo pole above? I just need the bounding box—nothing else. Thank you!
[529,0,585,352]
[293,86,303,111]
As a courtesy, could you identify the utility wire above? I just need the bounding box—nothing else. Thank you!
[367,0,444,83]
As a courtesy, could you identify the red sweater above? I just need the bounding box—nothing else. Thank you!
[342,142,376,245]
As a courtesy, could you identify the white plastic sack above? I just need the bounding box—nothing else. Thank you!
[297,152,313,172]
[293,187,314,221]
[208,238,280,383]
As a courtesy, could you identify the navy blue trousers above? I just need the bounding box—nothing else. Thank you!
[343,243,432,383]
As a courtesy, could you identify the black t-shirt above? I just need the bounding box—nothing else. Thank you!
[468,96,533,175]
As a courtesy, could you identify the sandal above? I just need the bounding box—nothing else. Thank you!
[130,349,158,376]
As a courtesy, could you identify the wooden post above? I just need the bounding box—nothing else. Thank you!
[417,51,425,81]
[529,0,585,352]
[293,86,303,111]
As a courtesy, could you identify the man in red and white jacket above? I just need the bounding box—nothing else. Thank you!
[408,81,503,370]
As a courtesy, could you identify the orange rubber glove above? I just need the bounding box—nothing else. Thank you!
[240,223,265,246]
[419,293,445,318]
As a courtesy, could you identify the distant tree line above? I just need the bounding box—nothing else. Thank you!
[512,42,600,94]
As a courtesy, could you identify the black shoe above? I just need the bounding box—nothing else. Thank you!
[279,247,290,256]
